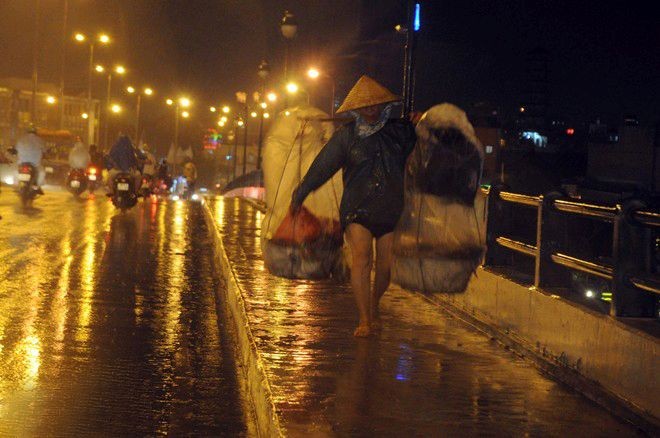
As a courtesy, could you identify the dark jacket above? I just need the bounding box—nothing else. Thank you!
[293,119,416,229]
[107,136,138,172]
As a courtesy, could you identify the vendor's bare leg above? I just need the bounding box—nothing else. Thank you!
[372,232,394,330]
[346,223,374,337]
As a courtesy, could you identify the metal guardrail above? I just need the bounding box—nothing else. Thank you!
[551,253,613,280]
[485,186,659,318]
[495,237,537,257]
[499,191,540,207]
[554,200,617,221]
[633,210,660,228]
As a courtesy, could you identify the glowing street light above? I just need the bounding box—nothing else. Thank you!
[267,92,277,102]
[166,98,174,106]
[144,87,153,96]
[74,33,86,42]
[220,116,228,123]
[99,34,110,44]
[250,111,258,118]
[111,104,122,114]
[46,96,56,105]
[179,97,191,108]
[306,66,336,117]
[260,102,267,109]
[181,111,190,118]
[286,82,299,94]
[126,86,136,94]
[115,65,126,75]
[237,120,244,127]
[81,112,89,119]
[95,64,105,73]
[263,112,270,119]
[210,106,217,112]
[222,105,230,114]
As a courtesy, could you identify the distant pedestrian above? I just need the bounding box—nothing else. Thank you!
[291,75,417,337]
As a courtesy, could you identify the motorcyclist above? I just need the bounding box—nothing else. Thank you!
[89,144,104,168]
[182,161,197,192]
[172,160,197,197]
[68,137,90,170]
[140,144,156,178]
[106,134,142,195]
[15,125,47,194]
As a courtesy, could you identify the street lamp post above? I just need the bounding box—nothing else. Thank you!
[233,119,242,181]
[75,32,110,145]
[257,60,270,170]
[166,97,191,175]
[31,0,41,124]
[280,11,297,108]
[100,65,126,148]
[242,102,249,176]
[127,86,153,146]
[59,0,69,129]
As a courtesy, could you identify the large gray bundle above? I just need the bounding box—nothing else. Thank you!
[393,103,486,293]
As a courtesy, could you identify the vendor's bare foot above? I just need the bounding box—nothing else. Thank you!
[353,324,372,337]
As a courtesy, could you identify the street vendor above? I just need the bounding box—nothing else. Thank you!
[291,75,417,337]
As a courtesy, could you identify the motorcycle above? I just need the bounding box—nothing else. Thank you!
[66,168,87,197]
[152,175,172,197]
[16,162,40,208]
[111,172,138,212]
[86,165,101,194]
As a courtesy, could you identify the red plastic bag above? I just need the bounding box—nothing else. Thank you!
[273,206,322,244]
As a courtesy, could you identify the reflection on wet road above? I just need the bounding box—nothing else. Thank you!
[0,191,248,436]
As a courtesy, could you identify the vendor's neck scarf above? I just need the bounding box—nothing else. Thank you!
[352,103,395,139]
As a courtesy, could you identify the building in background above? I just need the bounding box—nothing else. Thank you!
[0,78,99,147]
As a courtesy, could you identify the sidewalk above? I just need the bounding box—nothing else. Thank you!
[204,196,639,437]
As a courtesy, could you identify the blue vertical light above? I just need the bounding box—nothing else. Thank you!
[414,3,421,31]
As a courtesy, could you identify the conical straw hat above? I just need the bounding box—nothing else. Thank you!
[335,75,401,114]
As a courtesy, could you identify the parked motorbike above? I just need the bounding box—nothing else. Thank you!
[66,168,88,197]
[86,165,101,194]
[16,162,40,208]
[111,172,138,212]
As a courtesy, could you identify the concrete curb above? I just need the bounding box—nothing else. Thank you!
[202,199,285,438]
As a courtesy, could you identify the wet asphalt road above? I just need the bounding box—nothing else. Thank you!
[0,189,249,436]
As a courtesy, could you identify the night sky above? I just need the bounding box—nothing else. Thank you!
[1,0,658,149]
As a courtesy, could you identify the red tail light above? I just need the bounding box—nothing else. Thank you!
[19,165,31,173]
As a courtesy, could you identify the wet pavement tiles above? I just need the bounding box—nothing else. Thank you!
[207,196,640,437]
